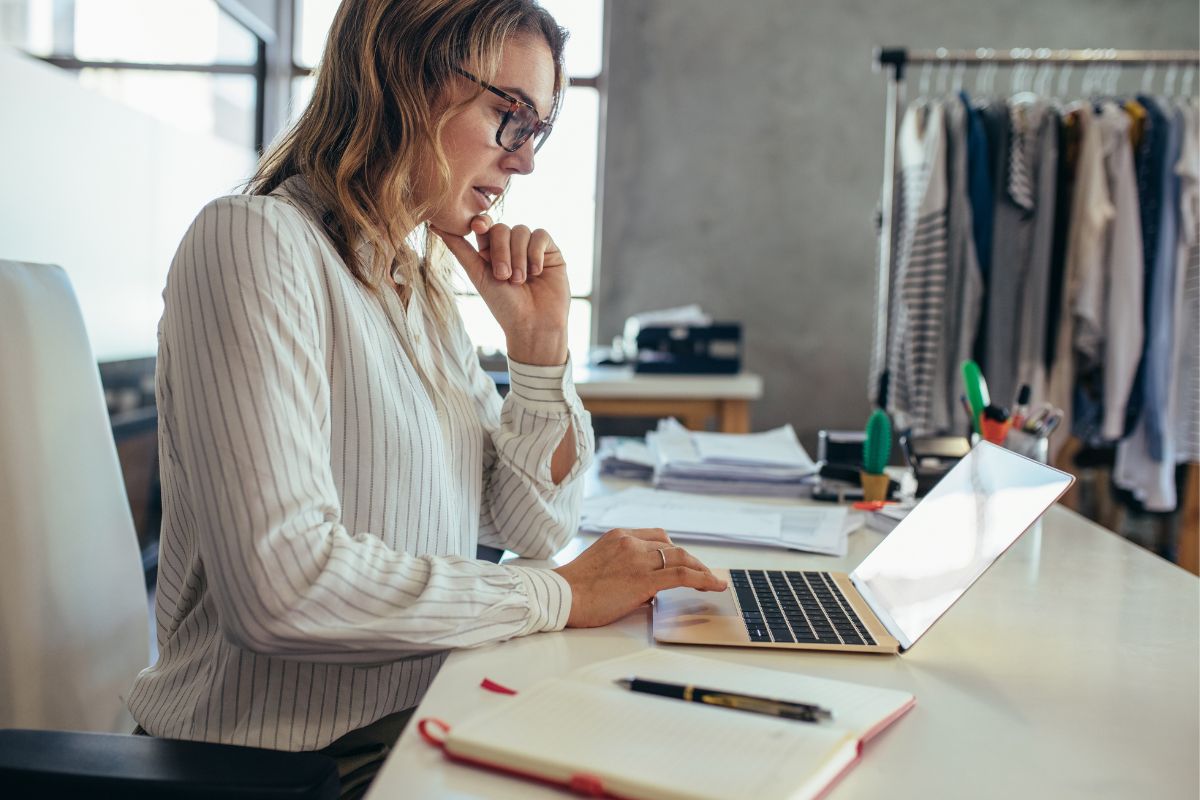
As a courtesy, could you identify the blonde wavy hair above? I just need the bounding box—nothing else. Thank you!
[247,0,567,324]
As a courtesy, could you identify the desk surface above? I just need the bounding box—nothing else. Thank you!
[367,477,1200,800]
[573,366,763,400]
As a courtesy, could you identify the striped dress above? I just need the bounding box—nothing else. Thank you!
[126,176,593,750]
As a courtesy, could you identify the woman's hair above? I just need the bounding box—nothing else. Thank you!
[247,0,567,323]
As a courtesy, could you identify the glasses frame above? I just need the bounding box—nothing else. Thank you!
[453,67,553,153]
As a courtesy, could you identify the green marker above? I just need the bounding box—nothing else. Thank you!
[961,360,990,435]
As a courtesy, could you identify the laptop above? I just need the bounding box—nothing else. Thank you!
[652,441,1074,654]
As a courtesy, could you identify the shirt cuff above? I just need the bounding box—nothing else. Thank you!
[506,356,579,413]
[509,566,572,634]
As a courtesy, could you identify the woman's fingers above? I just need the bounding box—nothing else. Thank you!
[487,224,511,281]
[647,545,719,580]
[529,228,551,277]
[653,566,728,593]
[623,527,673,545]
[509,225,531,284]
[453,216,560,286]
[430,227,487,289]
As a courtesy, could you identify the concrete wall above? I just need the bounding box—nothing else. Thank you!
[597,0,1199,447]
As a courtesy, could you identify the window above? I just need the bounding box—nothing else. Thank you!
[292,0,604,361]
[0,0,264,151]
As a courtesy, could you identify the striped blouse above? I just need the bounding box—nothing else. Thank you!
[126,176,593,751]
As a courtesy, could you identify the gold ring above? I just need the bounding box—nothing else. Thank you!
[658,547,668,570]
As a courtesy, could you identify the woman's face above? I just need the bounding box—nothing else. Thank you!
[427,34,555,235]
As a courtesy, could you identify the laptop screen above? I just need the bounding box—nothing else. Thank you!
[850,442,1074,651]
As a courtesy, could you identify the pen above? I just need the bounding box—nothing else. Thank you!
[614,677,833,723]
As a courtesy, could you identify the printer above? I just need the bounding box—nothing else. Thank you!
[621,305,742,375]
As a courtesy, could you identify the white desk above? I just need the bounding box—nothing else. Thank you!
[574,366,763,432]
[368,476,1200,800]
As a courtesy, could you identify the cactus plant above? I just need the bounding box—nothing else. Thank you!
[862,409,892,475]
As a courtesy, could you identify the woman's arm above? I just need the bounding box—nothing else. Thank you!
[455,319,594,558]
[161,196,571,664]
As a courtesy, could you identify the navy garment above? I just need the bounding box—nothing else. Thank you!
[1123,96,1169,436]
[961,91,994,280]
[972,100,1009,369]
[1044,113,1078,371]
[1141,102,1183,461]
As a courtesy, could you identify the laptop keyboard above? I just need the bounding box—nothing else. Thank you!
[730,569,876,646]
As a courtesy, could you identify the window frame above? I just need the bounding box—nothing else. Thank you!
[29,0,273,152]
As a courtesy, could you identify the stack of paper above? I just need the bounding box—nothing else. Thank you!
[597,436,655,480]
[581,486,850,556]
[649,418,819,497]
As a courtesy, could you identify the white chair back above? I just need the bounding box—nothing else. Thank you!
[0,261,150,732]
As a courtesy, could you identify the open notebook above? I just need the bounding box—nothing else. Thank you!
[419,649,914,800]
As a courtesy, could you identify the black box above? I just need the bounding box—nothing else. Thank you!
[634,323,742,374]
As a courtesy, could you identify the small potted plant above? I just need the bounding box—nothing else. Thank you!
[861,409,892,503]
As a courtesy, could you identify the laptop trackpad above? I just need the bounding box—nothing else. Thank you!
[653,569,751,644]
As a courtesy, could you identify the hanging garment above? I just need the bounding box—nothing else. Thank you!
[1046,104,1112,461]
[1122,95,1172,436]
[1071,101,1145,445]
[1172,101,1200,464]
[1140,97,1184,461]
[886,100,949,434]
[961,92,994,282]
[938,96,984,434]
[1115,101,1188,511]
[985,97,1060,407]
[971,99,1010,369]
[1043,112,1080,374]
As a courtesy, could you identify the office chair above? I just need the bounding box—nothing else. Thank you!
[0,261,339,798]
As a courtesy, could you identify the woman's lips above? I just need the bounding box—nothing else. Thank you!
[471,187,493,211]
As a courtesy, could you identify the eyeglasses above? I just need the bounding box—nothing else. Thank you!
[453,67,553,153]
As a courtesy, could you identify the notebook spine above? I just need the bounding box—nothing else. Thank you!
[419,717,624,799]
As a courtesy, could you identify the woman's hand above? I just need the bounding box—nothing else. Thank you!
[553,528,728,628]
[432,214,569,366]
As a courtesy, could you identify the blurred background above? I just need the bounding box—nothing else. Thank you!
[1,0,1197,572]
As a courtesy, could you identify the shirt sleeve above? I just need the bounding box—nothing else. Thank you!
[450,308,595,570]
[159,195,574,663]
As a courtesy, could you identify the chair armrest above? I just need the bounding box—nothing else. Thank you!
[0,729,339,799]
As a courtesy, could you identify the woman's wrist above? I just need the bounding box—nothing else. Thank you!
[506,331,568,366]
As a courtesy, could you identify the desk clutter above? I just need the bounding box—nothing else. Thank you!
[582,487,852,556]
[418,648,913,800]
[598,417,819,497]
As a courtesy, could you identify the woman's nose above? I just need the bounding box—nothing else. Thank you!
[500,140,536,175]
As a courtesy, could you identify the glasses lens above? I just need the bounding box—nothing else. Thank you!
[500,106,548,152]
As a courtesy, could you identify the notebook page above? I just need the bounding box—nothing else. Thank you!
[448,678,855,800]
[572,649,914,735]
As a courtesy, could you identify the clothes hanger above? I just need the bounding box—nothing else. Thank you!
[1057,64,1073,101]
[1164,63,1179,98]
[1141,64,1156,95]
[936,60,951,96]
[918,61,933,102]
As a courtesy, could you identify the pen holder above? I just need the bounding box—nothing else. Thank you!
[859,471,890,503]
[1004,428,1049,463]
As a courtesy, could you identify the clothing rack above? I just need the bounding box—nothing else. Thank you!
[868,46,1200,409]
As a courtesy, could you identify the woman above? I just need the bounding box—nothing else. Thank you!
[126,0,724,793]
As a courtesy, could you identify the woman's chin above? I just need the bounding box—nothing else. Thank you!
[429,211,472,237]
